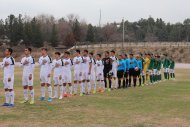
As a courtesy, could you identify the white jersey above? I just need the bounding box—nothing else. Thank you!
[73,56,83,72]
[96,60,104,74]
[82,56,92,73]
[2,56,15,78]
[52,59,63,77]
[20,56,35,76]
[39,55,52,75]
[90,57,96,73]
[110,56,118,69]
[62,58,73,71]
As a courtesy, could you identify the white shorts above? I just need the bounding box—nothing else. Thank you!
[170,69,175,73]
[40,74,51,84]
[112,69,117,78]
[157,70,161,75]
[148,69,153,75]
[74,71,82,81]
[91,71,96,81]
[3,76,14,89]
[53,76,62,85]
[164,68,169,73]
[22,75,33,86]
[62,71,72,83]
[141,70,145,76]
[82,72,91,80]
[153,69,157,75]
[96,73,104,81]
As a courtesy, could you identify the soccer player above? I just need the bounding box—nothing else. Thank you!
[52,52,63,99]
[143,53,151,85]
[89,52,97,94]
[81,50,92,95]
[128,53,139,87]
[163,54,170,80]
[122,54,129,88]
[169,56,175,79]
[102,51,112,92]
[38,48,53,102]
[117,55,126,88]
[136,55,143,86]
[148,53,155,85]
[73,50,83,96]
[139,53,145,86]
[156,55,162,82]
[1,48,15,107]
[20,48,35,104]
[110,50,118,89]
[95,54,105,92]
[62,51,73,98]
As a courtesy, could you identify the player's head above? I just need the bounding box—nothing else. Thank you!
[136,55,140,60]
[24,47,32,56]
[118,55,122,60]
[110,50,115,56]
[122,54,127,59]
[41,48,48,55]
[96,54,101,60]
[89,52,93,57]
[83,50,88,56]
[55,52,61,59]
[129,53,133,59]
[105,51,109,57]
[5,48,13,56]
[64,51,70,58]
[75,49,80,56]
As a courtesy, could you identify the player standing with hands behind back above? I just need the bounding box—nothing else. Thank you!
[1,48,15,107]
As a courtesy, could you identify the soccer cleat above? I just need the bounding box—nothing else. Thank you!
[20,100,28,104]
[47,97,52,102]
[8,104,14,108]
[80,93,83,96]
[108,88,111,92]
[52,96,58,99]
[100,89,105,93]
[29,100,34,105]
[142,84,144,87]
[63,93,67,97]
[2,103,10,106]
[73,93,77,96]
[97,89,102,92]
[39,97,45,101]
[59,96,63,100]
[68,93,72,97]
[93,90,96,94]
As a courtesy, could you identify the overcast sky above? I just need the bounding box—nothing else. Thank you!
[0,0,189,25]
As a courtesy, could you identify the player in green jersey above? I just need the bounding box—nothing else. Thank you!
[162,54,170,80]
[169,56,175,79]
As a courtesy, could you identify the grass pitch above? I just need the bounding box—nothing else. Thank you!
[0,68,190,127]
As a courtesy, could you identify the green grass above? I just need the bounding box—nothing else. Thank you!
[0,68,190,127]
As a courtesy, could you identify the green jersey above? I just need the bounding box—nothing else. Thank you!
[170,60,175,69]
[148,58,155,70]
[157,59,162,70]
[163,58,170,68]
[153,59,158,69]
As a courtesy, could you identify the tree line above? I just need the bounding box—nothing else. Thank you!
[0,14,190,48]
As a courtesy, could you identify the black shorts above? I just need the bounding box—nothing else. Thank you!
[136,70,141,76]
[129,68,138,77]
[103,70,112,78]
[124,71,129,78]
[117,70,124,79]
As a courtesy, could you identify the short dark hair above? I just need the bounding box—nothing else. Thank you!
[55,52,61,56]
[97,54,101,57]
[65,51,70,55]
[89,52,93,56]
[26,47,32,52]
[111,50,115,54]
[41,47,48,51]
[7,48,13,55]
[84,50,88,53]
[75,49,80,54]
[105,51,109,54]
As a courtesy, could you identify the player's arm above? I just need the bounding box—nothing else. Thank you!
[89,58,92,74]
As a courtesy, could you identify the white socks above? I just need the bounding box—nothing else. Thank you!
[30,89,34,101]
[80,83,83,93]
[74,84,78,94]
[69,86,72,94]
[87,82,91,93]
[9,91,14,105]
[48,86,52,98]
[5,92,10,104]
[54,86,58,97]
[24,89,28,101]
[63,86,66,94]
[41,87,46,97]
[60,85,63,97]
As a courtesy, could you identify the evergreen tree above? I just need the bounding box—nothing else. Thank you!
[86,24,94,42]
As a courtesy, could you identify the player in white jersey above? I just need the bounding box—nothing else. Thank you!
[73,50,83,96]
[51,52,63,99]
[1,48,15,107]
[38,48,53,102]
[20,48,35,105]
[89,52,96,94]
[82,50,92,95]
[110,50,118,89]
[95,54,105,92]
[62,51,73,98]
